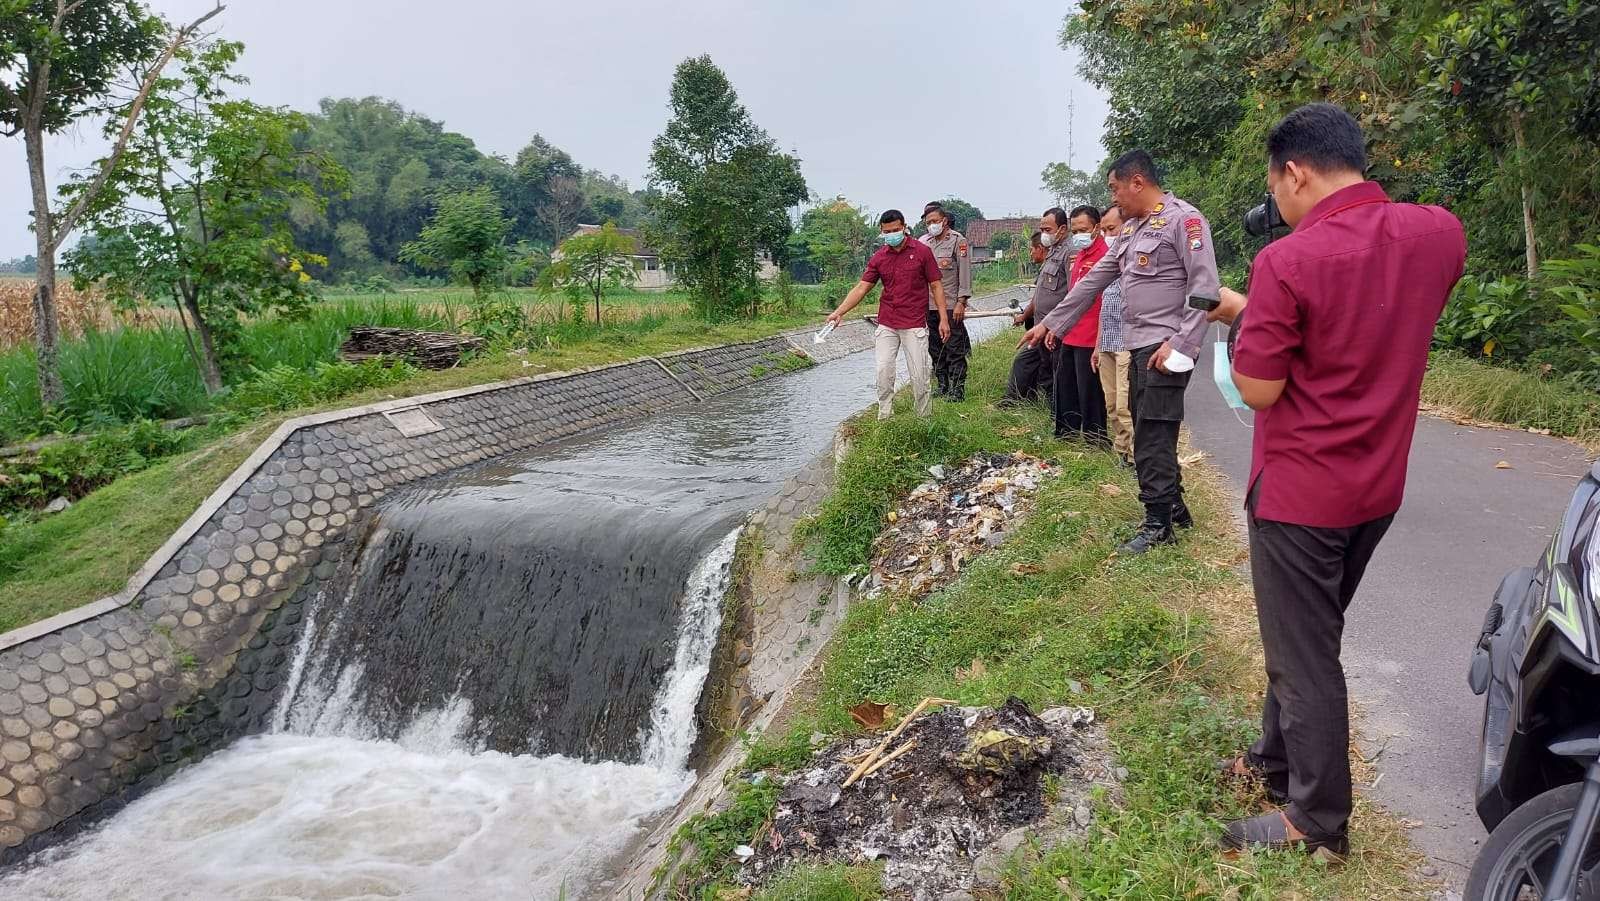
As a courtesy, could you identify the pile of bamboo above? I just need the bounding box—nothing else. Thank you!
[339,327,487,369]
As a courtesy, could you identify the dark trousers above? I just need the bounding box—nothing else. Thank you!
[1051,343,1107,441]
[1004,316,1050,404]
[1247,487,1393,838]
[1127,343,1190,509]
[927,310,971,396]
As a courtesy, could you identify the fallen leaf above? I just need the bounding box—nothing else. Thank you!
[1009,562,1042,576]
[1495,460,1513,470]
[1098,483,1123,497]
[1179,451,1207,466]
[1529,427,1553,436]
[969,657,987,677]
[886,510,899,523]
[850,700,888,729]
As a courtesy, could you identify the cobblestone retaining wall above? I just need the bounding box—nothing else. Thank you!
[0,337,838,860]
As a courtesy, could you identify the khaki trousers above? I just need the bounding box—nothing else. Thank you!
[1097,350,1134,457]
[875,325,933,419]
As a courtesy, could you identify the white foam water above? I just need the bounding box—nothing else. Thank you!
[0,527,744,900]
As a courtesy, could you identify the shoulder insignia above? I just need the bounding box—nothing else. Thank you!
[1152,201,1165,214]
[1121,224,1135,235]
[1183,217,1204,245]
[958,242,968,256]
[1149,217,1168,228]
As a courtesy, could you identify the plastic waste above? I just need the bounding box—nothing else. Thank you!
[813,321,837,344]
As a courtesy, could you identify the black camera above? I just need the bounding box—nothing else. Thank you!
[1243,192,1286,237]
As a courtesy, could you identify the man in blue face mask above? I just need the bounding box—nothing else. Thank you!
[828,210,951,418]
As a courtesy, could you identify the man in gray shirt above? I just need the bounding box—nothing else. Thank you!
[1020,151,1220,554]
[1001,208,1075,406]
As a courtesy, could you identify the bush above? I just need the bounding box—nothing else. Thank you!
[0,419,199,515]
[227,358,419,414]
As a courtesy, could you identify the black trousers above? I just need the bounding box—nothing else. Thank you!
[1003,316,1050,404]
[927,309,971,395]
[1247,487,1393,838]
[1051,343,1107,441]
[1127,343,1190,509]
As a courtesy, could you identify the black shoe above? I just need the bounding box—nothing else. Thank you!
[948,388,965,402]
[1118,505,1177,556]
[1220,812,1349,859]
[1173,500,1194,530]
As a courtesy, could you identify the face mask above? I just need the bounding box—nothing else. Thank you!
[1103,236,1119,252]
[1039,230,1056,248]
[881,230,906,247]
[927,223,944,237]
[1070,232,1093,250]
[1213,338,1248,410]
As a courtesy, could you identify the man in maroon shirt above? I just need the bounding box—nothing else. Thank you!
[1208,103,1466,856]
[828,209,951,418]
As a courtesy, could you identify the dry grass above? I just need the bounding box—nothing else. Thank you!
[0,278,178,351]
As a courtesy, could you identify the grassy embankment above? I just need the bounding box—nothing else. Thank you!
[0,284,862,635]
[663,338,1426,900]
[1422,350,1600,443]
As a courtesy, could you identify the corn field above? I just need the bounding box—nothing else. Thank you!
[0,278,178,352]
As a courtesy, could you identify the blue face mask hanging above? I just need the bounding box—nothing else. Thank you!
[1213,326,1249,411]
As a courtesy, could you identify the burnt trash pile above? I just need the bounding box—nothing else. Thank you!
[738,698,1108,900]
[858,452,1052,599]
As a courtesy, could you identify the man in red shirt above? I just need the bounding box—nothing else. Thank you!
[1209,103,1466,856]
[827,210,951,418]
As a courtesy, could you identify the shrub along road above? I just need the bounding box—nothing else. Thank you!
[1186,338,1593,886]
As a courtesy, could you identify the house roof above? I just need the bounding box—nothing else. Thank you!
[572,224,658,258]
[965,217,1032,248]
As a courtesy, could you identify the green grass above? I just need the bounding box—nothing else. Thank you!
[1423,349,1600,441]
[751,863,884,900]
[667,340,1426,900]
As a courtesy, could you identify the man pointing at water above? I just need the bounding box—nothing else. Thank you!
[1019,151,1219,554]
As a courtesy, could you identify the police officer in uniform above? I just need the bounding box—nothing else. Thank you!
[920,202,973,399]
[1020,150,1219,554]
[1003,215,1074,406]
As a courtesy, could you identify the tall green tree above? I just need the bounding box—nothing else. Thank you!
[400,187,512,298]
[1427,0,1600,279]
[1041,162,1109,211]
[787,199,874,284]
[646,55,808,319]
[538,222,636,324]
[65,40,344,393]
[1,0,221,407]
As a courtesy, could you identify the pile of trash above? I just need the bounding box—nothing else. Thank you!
[735,697,1109,900]
[857,452,1052,599]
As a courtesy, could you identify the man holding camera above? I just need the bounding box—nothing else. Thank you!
[1019,151,1216,555]
[1209,103,1466,856]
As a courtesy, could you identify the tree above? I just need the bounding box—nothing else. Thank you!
[647,55,808,319]
[534,175,585,248]
[1041,162,1110,210]
[787,198,874,284]
[1,0,222,407]
[930,197,983,233]
[537,222,636,324]
[400,187,511,298]
[65,39,343,393]
[1428,0,1600,279]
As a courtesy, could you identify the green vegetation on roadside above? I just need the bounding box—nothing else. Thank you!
[663,339,1423,900]
[1423,350,1600,441]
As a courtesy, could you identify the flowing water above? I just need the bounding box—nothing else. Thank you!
[0,322,1007,900]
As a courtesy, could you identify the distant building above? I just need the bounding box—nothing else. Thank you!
[963,218,1033,263]
[563,225,779,291]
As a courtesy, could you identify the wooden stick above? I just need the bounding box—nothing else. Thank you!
[842,697,957,788]
[859,740,917,780]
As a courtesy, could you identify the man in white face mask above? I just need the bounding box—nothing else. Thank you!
[919,202,973,400]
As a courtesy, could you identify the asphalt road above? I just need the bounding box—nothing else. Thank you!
[1184,338,1592,887]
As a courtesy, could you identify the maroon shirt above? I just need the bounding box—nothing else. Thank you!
[862,239,943,330]
[1232,181,1466,528]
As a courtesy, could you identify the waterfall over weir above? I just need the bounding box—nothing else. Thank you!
[0,345,900,901]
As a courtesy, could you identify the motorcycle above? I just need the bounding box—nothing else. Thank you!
[1468,460,1600,899]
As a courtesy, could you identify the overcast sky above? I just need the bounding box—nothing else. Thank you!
[0,0,1110,258]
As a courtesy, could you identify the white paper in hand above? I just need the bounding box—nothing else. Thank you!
[813,321,836,345]
[1163,348,1196,373]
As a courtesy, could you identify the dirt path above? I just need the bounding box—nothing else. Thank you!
[1185,340,1592,888]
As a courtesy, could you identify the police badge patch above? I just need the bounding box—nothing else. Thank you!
[1184,217,1204,251]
